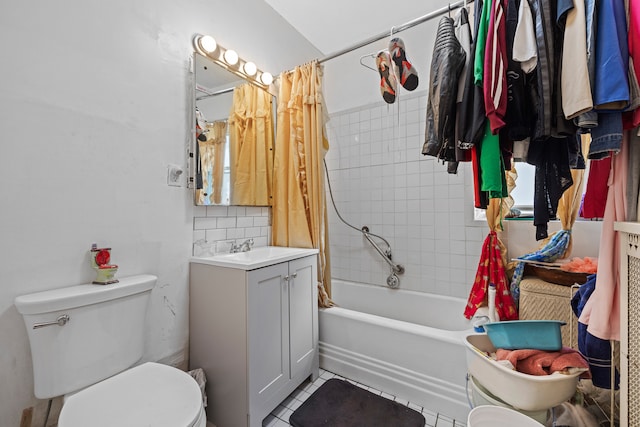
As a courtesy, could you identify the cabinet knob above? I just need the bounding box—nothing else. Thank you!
[292,273,297,278]
[284,275,289,282]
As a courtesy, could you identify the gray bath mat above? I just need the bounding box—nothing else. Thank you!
[289,378,425,427]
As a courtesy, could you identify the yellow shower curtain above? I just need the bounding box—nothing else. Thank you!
[272,62,333,307]
[196,121,227,205]
[228,83,274,206]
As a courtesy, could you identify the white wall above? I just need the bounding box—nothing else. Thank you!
[324,91,487,298]
[0,1,319,425]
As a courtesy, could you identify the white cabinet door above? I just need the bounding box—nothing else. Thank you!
[288,255,318,381]
[247,262,289,410]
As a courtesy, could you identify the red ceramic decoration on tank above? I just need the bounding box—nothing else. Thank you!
[95,249,111,266]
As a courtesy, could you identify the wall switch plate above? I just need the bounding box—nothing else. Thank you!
[167,164,183,187]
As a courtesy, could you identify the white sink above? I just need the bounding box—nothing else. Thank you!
[191,246,318,270]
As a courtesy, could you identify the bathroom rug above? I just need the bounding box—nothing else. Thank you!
[289,378,425,427]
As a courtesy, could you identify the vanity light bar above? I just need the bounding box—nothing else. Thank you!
[193,34,273,89]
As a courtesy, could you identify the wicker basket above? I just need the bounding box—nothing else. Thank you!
[519,277,580,349]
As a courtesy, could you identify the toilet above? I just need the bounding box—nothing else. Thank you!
[14,274,206,427]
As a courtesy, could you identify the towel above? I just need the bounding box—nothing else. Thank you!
[496,347,590,376]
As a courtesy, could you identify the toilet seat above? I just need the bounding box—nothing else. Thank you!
[58,362,205,427]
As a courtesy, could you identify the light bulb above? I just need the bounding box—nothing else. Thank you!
[198,35,217,53]
[243,61,257,76]
[223,49,239,66]
[260,72,273,86]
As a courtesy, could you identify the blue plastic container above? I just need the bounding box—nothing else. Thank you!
[483,320,565,351]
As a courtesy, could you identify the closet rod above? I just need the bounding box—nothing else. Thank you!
[318,0,473,64]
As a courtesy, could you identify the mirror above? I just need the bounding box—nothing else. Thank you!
[193,52,275,206]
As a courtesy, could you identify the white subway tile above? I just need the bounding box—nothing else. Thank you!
[227,228,245,239]
[194,217,218,230]
[205,229,227,241]
[237,217,254,228]
[216,217,237,228]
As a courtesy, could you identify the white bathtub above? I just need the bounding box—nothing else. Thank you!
[319,280,474,421]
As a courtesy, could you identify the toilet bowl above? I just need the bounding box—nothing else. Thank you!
[59,363,205,427]
[15,275,205,427]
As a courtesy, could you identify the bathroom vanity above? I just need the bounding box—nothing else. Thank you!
[189,247,319,427]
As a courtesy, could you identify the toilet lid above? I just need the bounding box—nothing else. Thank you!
[59,362,204,427]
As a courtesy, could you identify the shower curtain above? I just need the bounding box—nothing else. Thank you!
[272,62,333,307]
[228,83,274,206]
[197,121,227,205]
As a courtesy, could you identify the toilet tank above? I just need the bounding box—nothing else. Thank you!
[14,274,156,399]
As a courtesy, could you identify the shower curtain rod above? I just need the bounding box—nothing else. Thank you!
[196,86,235,101]
[317,0,473,64]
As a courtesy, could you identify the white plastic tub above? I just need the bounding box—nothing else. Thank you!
[469,376,548,424]
[467,406,544,427]
[464,334,581,411]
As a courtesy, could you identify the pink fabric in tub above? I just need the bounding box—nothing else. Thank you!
[496,347,590,377]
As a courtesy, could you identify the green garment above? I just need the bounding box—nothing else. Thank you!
[474,0,493,85]
[479,121,508,198]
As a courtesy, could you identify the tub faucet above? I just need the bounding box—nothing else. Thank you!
[230,238,254,253]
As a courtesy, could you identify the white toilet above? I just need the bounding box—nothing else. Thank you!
[15,274,206,427]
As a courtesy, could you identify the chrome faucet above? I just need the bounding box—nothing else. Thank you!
[230,238,254,253]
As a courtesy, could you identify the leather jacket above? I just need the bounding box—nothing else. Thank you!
[422,16,467,162]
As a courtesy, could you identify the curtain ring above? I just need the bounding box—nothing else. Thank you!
[390,26,396,39]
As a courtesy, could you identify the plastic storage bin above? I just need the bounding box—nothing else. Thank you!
[483,320,564,351]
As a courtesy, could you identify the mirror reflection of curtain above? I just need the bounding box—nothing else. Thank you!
[196,121,227,205]
[228,83,274,205]
[272,62,333,307]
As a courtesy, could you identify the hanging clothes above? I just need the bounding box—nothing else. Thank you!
[626,0,640,127]
[559,0,592,120]
[479,122,508,198]
[593,0,629,110]
[528,136,573,240]
[423,16,467,163]
[579,133,629,342]
[482,0,508,134]
[512,0,537,74]
[458,0,487,149]
[581,156,612,220]
[505,0,533,141]
[626,131,640,221]
[453,6,474,169]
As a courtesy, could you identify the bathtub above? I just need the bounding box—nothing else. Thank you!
[319,280,475,421]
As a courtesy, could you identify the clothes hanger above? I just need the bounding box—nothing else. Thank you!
[359,54,377,72]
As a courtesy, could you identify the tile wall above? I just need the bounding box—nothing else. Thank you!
[323,91,487,299]
[192,205,271,256]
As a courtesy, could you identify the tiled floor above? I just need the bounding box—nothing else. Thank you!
[261,369,466,427]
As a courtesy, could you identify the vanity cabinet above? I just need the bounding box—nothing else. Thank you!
[189,251,319,427]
